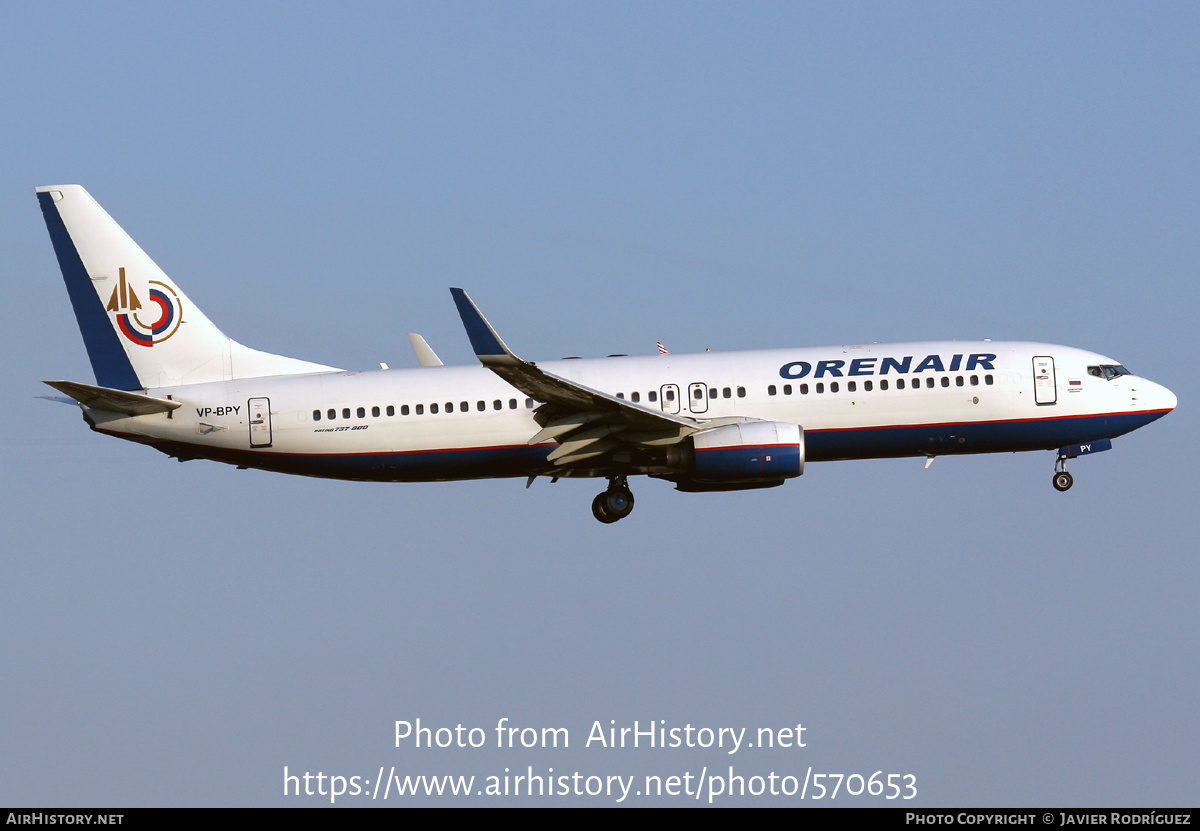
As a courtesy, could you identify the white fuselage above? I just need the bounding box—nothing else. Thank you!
[83,340,1176,483]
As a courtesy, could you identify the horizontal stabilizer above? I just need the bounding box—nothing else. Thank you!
[407,333,444,367]
[43,380,181,416]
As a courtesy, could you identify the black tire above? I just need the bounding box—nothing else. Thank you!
[1053,471,1073,492]
[592,493,619,523]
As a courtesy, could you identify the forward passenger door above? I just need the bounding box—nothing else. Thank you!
[1033,357,1057,405]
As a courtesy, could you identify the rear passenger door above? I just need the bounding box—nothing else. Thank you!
[249,397,273,446]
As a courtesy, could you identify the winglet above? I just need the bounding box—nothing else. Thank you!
[450,288,523,366]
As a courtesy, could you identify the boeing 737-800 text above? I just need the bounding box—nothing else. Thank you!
[37,185,1177,522]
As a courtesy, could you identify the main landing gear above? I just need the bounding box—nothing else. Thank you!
[1052,453,1074,492]
[592,477,635,524]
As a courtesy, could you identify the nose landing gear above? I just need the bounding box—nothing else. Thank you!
[1051,439,1113,491]
[1052,453,1074,492]
[592,477,635,523]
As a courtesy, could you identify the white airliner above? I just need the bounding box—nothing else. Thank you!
[37,185,1177,523]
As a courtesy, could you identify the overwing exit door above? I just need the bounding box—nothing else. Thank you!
[660,384,680,414]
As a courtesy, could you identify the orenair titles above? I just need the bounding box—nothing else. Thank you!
[779,353,997,380]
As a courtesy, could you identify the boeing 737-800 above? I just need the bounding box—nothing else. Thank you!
[37,185,1177,522]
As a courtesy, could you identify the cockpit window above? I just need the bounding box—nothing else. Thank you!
[1087,364,1131,381]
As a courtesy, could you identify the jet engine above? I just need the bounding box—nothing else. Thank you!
[664,421,804,491]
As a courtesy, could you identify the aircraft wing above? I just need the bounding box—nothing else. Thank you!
[43,380,182,416]
[451,288,700,464]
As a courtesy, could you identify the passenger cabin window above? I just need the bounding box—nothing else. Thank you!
[768,385,777,396]
[649,391,658,402]
[357,407,366,418]
[313,410,321,421]
[737,387,746,398]
[372,406,380,417]
[847,381,856,392]
[632,392,640,403]
[784,384,792,395]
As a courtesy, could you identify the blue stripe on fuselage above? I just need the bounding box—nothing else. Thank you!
[113,436,556,482]
[805,409,1170,461]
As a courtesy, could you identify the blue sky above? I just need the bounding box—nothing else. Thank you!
[2,2,1196,806]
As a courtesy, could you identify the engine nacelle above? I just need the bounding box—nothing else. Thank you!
[690,421,804,483]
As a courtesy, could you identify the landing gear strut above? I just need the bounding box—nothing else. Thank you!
[1052,453,1074,492]
[592,477,635,523]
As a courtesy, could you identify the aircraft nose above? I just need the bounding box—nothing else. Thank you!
[1146,380,1177,413]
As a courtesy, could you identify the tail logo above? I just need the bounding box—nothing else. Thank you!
[106,267,183,347]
